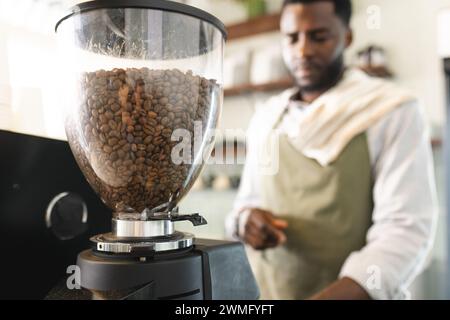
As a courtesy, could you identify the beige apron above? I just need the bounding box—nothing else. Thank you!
[246,108,374,300]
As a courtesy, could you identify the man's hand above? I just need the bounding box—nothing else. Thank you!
[309,277,372,300]
[241,208,288,250]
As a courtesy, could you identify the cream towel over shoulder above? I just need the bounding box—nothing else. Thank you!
[261,68,416,167]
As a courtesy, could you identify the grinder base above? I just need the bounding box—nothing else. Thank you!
[74,238,259,300]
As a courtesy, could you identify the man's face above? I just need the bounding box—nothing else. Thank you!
[281,2,352,91]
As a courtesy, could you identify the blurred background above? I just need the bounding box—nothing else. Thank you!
[0,0,449,299]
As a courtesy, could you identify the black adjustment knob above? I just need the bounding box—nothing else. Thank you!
[171,213,207,226]
[45,192,88,240]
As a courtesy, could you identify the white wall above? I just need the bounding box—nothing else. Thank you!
[0,22,66,140]
[347,0,450,129]
[0,27,12,130]
[214,0,450,133]
[221,32,284,133]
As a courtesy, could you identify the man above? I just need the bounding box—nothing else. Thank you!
[225,0,438,300]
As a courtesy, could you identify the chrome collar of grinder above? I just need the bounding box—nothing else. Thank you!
[113,203,208,238]
[113,219,175,238]
[91,232,195,257]
[93,206,207,256]
[112,213,207,238]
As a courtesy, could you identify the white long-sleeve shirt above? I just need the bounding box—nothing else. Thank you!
[225,98,438,300]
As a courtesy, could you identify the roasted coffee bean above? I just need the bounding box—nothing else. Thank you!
[67,68,219,213]
[122,143,131,152]
[161,117,170,126]
[137,150,146,157]
[144,136,153,144]
[103,145,113,153]
[108,137,118,146]
[126,133,134,143]
[148,111,157,119]
[159,97,169,105]
[100,124,110,133]
[110,152,119,161]
[105,110,114,120]
[99,114,108,124]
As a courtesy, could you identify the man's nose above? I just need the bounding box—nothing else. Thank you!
[294,34,314,59]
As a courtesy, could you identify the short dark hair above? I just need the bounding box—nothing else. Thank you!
[282,0,352,26]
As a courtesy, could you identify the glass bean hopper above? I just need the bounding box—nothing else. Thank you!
[53,0,258,300]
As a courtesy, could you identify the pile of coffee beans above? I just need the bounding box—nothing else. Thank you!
[66,68,220,213]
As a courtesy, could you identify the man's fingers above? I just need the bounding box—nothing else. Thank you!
[249,213,267,230]
[245,223,262,239]
[244,232,265,250]
[247,214,287,244]
[249,212,287,230]
[245,223,282,249]
[271,218,289,230]
[263,214,288,230]
[242,209,288,249]
[262,223,287,245]
[252,210,288,230]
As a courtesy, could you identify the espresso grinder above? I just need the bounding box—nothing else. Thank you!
[51,0,258,300]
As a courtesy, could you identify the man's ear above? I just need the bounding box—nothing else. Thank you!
[345,28,353,48]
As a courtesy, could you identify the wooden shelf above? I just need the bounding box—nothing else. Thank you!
[224,77,294,97]
[227,13,281,40]
[359,66,394,79]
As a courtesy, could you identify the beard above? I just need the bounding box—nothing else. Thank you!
[295,54,345,93]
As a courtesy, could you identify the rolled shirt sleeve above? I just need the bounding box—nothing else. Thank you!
[339,100,439,300]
